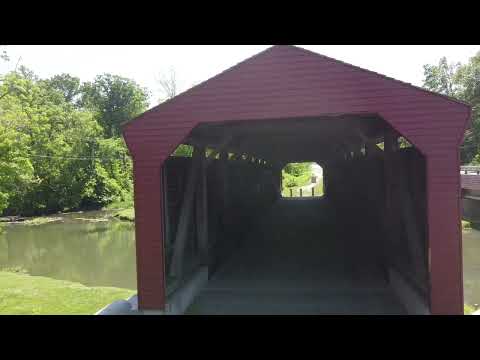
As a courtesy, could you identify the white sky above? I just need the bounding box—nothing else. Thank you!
[1,45,479,108]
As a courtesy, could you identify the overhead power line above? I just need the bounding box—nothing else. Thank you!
[27,154,131,161]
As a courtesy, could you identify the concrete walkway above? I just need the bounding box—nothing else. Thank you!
[187,199,406,315]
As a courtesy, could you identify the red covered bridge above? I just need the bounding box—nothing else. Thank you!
[122,45,471,315]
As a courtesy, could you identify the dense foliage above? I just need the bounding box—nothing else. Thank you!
[423,52,480,164]
[0,58,149,216]
[282,162,313,188]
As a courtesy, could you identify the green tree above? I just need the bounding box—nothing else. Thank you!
[0,70,102,214]
[422,57,460,97]
[0,66,141,216]
[0,69,127,215]
[81,137,133,207]
[81,74,150,138]
[43,73,82,105]
[283,162,312,176]
[423,52,480,163]
[0,121,34,214]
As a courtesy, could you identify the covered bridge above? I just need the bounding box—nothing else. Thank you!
[122,45,471,315]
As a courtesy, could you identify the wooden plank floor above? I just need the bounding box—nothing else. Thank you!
[187,199,407,315]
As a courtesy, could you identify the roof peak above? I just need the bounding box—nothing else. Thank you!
[122,45,470,130]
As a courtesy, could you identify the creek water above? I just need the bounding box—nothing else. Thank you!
[463,228,480,308]
[0,210,136,290]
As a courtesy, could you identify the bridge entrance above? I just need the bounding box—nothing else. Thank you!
[160,115,430,314]
[124,46,469,315]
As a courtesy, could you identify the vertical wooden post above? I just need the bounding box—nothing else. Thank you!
[169,146,202,279]
[163,164,171,248]
[322,173,326,197]
[132,162,166,310]
[383,129,399,278]
[397,156,427,285]
[219,152,229,219]
[312,187,314,197]
[196,146,208,265]
[290,188,293,197]
[428,155,463,314]
[300,188,303,197]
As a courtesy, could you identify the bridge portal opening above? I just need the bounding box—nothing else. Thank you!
[161,114,430,314]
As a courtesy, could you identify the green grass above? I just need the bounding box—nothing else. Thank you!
[104,195,135,222]
[464,304,476,315]
[462,220,472,230]
[0,271,135,315]
[114,208,135,222]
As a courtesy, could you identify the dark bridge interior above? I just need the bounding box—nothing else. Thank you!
[162,115,430,314]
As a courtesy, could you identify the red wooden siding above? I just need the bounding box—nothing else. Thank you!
[123,45,471,314]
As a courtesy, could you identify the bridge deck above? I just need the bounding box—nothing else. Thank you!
[186,199,406,315]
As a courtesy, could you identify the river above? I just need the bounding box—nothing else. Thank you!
[0,210,137,290]
[1,210,480,309]
[463,228,480,307]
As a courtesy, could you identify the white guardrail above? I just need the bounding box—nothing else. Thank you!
[461,166,480,175]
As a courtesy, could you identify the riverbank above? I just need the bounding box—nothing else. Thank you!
[0,271,135,315]
[113,208,135,222]
[0,195,136,225]
[1,208,135,226]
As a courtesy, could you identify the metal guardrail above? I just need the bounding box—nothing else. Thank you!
[461,166,480,175]
[286,186,322,198]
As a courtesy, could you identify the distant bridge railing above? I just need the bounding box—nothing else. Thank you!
[461,166,480,193]
[461,166,480,175]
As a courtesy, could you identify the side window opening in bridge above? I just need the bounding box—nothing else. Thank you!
[398,137,412,149]
[171,144,194,157]
[281,162,324,198]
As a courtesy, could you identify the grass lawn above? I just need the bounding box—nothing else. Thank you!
[465,304,476,315]
[114,208,135,222]
[0,271,135,315]
[104,197,135,222]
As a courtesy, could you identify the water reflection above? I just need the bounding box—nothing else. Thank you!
[463,228,480,307]
[0,211,136,290]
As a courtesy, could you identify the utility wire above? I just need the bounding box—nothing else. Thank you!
[27,154,131,161]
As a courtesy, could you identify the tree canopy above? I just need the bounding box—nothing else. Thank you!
[423,51,480,164]
[80,74,150,138]
[0,64,149,216]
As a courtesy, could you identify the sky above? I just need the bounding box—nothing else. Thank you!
[1,45,479,108]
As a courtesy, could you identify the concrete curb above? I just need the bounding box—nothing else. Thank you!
[95,266,208,315]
